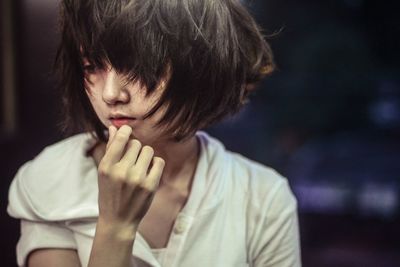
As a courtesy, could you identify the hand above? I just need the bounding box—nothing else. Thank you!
[96,125,165,236]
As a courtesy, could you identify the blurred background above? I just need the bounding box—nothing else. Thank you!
[1,0,399,266]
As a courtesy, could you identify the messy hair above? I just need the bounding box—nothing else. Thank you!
[55,0,275,142]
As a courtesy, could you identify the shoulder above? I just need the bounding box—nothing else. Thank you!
[197,131,296,210]
[198,132,300,262]
[16,132,94,180]
[7,133,99,221]
[231,152,298,219]
[23,133,94,172]
[35,132,93,159]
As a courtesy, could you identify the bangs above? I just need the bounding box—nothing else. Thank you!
[73,0,170,96]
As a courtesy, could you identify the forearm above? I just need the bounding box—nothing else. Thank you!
[88,219,137,267]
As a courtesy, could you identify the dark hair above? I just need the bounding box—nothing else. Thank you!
[55,0,275,142]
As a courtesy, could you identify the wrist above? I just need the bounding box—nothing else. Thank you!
[96,217,138,243]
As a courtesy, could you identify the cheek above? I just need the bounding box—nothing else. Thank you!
[85,71,104,85]
[84,70,107,96]
[85,90,106,118]
[84,78,101,97]
[84,77,104,104]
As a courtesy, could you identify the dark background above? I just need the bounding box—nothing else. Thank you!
[1,0,400,266]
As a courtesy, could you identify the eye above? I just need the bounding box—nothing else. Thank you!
[83,64,98,74]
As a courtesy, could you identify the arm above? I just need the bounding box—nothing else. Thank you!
[86,219,136,267]
[11,219,81,267]
[28,249,81,267]
[25,222,136,267]
[87,125,164,267]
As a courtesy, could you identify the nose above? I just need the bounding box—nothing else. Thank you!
[102,68,130,105]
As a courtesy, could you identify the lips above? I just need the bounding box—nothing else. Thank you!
[109,115,137,128]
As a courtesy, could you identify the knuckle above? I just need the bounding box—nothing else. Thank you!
[129,168,145,181]
[154,156,165,166]
[130,139,142,148]
[126,178,140,187]
[114,162,127,171]
[127,165,138,175]
[142,183,155,192]
[98,164,110,176]
[112,175,125,182]
[153,157,166,170]
[142,145,154,155]
[110,169,126,182]
[120,125,132,134]
[111,173,125,182]
[115,132,129,142]
[142,177,158,191]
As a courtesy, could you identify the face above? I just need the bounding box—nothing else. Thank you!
[83,58,171,145]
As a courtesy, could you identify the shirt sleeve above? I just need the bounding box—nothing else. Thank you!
[16,219,78,267]
[250,179,302,267]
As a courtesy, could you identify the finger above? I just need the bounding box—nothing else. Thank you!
[119,139,142,167]
[106,125,117,150]
[142,157,165,191]
[135,145,154,176]
[102,125,132,165]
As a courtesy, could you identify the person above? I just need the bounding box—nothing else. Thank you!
[7,0,301,266]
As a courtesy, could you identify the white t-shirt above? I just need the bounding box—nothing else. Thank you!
[7,131,301,267]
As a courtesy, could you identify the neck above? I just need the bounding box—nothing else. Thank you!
[153,134,200,184]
